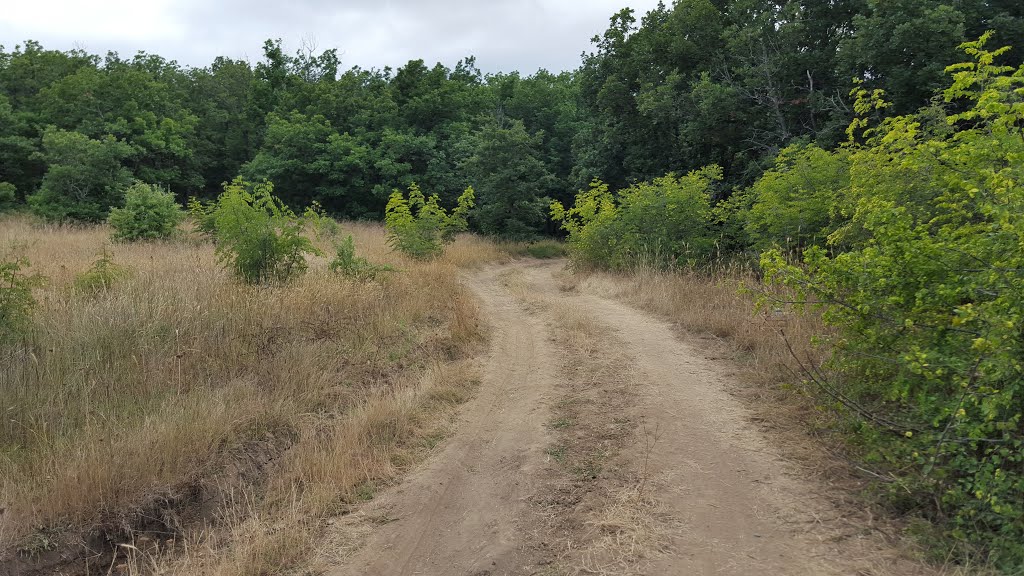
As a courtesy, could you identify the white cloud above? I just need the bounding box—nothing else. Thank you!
[0,0,664,71]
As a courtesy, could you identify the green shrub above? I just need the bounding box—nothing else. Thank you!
[190,177,321,284]
[738,144,851,254]
[762,35,1024,567]
[0,249,43,345]
[384,183,474,260]
[298,200,341,240]
[73,248,128,294]
[27,129,133,223]
[0,182,17,212]
[108,182,185,242]
[551,167,721,270]
[328,235,394,281]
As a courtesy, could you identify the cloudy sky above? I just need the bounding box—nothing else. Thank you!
[0,0,663,73]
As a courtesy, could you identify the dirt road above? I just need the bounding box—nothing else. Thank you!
[330,260,931,576]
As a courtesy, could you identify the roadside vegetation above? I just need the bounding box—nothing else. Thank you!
[0,212,502,574]
[554,37,1024,569]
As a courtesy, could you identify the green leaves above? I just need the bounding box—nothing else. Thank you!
[108,182,185,242]
[762,37,1024,566]
[27,128,133,223]
[0,248,43,346]
[384,183,474,260]
[191,177,321,284]
[552,167,721,270]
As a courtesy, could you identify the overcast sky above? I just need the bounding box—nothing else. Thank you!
[0,0,664,73]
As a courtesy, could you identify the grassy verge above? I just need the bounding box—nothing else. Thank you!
[0,216,500,574]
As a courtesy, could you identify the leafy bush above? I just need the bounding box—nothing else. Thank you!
[329,235,394,281]
[74,248,128,294]
[108,182,185,242]
[384,183,474,260]
[190,177,321,284]
[761,35,1024,567]
[0,249,43,345]
[736,144,851,254]
[27,129,133,223]
[551,167,721,269]
[0,182,17,212]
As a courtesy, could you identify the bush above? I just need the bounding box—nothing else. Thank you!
[384,183,474,260]
[0,182,17,212]
[27,129,133,223]
[328,235,394,281]
[73,248,128,294]
[108,182,185,242]
[190,177,321,284]
[0,249,43,345]
[737,144,851,254]
[762,35,1024,567]
[551,167,721,270]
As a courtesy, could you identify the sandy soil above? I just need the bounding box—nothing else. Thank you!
[328,260,935,576]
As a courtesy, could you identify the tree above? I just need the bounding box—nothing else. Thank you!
[27,129,133,222]
[761,36,1024,564]
[463,120,556,239]
[241,111,374,216]
[108,181,185,241]
[384,183,474,259]
[191,177,321,283]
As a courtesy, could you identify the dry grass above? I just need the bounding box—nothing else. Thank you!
[0,215,496,574]
[558,264,836,453]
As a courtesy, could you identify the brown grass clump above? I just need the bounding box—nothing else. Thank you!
[0,215,495,574]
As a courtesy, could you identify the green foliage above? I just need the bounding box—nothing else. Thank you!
[73,248,127,294]
[27,129,133,223]
[551,167,721,269]
[108,181,185,242]
[384,183,474,260]
[463,120,556,239]
[190,177,321,284]
[0,249,43,345]
[738,144,852,254]
[0,182,16,212]
[328,235,394,281]
[761,36,1024,567]
[525,240,568,259]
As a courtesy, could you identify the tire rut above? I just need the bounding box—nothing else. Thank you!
[328,260,935,576]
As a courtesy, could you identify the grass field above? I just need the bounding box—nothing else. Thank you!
[0,216,504,574]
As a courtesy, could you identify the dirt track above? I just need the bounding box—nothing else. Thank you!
[329,260,933,576]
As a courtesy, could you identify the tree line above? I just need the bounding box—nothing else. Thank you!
[2,0,1022,239]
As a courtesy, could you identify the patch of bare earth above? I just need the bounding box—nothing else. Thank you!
[325,260,938,576]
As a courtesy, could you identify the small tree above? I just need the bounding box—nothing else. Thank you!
[0,183,17,212]
[27,129,133,223]
[191,177,321,284]
[0,249,43,346]
[384,183,474,259]
[328,235,394,281]
[108,182,185,242]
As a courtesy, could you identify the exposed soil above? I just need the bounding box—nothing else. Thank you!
[327,260,936,576]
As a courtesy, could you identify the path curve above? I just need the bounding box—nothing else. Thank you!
[330,260,932,576]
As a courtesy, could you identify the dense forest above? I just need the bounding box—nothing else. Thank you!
[4,0,1024,568]
[2,0,1022,237]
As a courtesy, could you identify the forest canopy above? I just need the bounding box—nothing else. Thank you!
[3,0,1022,239]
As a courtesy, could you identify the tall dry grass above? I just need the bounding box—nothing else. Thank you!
[0,215,496,574]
